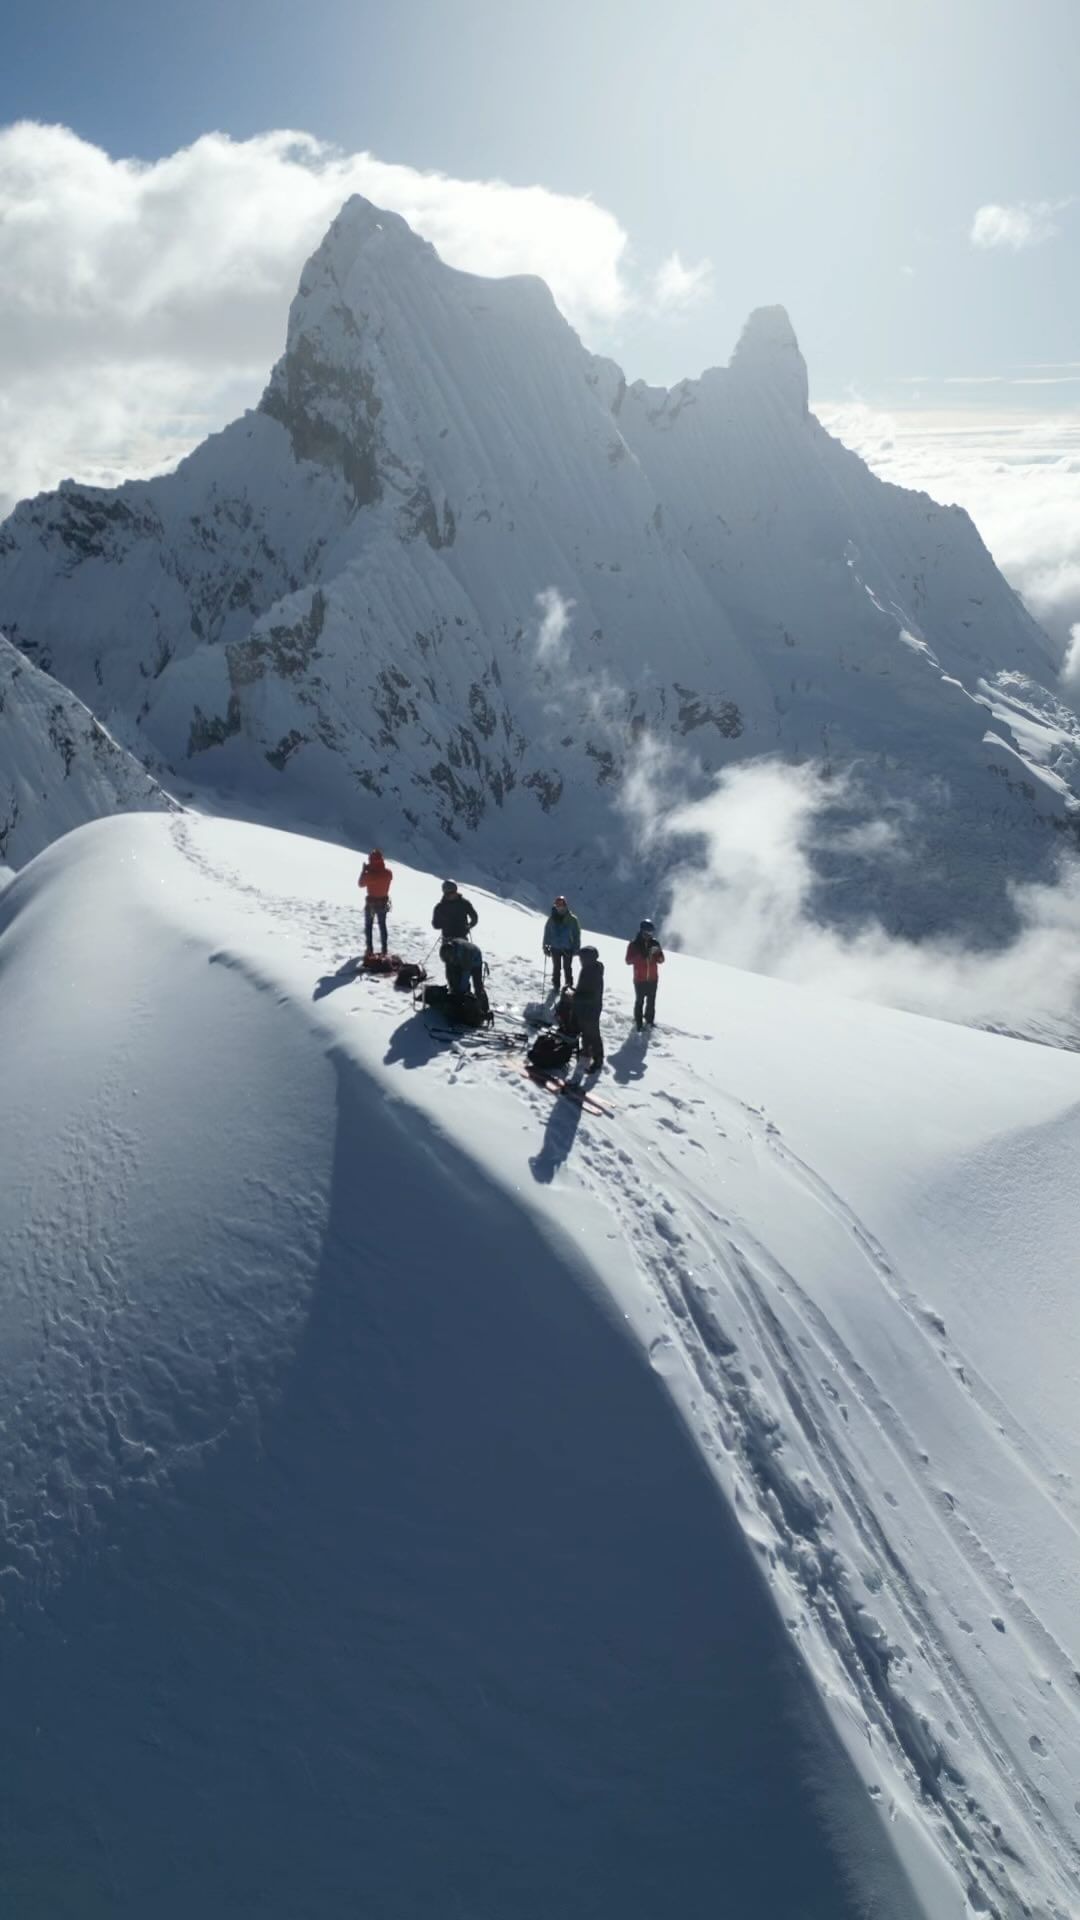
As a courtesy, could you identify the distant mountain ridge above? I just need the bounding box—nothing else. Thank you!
[0,631,175,867]
[1,194,1077,929]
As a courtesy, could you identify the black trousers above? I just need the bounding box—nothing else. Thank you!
[550,950,575,990]
[577,1011,603,1067]
[634,980,657,1026]
[365,901,389,953]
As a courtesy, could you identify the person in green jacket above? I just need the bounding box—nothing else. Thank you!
[542,895,581,991]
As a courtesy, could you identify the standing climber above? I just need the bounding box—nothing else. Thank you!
[358,848,393,956]
[625,919,664,1030]
[574,946,606,1071]
[543,895,581,992]
[432,879,479,941]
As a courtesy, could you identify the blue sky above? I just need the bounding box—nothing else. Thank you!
[4,0,1079,396]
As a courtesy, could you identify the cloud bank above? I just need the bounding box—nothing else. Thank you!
[0,122,705,514]
[627,756,1080,1044]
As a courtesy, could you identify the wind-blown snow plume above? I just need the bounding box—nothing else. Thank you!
[629,755,1080,1041]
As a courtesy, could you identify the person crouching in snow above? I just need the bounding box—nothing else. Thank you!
[625,919,664,1029]
[441,936,487,1012]
[543,895,581,991]
[359,848,393,956]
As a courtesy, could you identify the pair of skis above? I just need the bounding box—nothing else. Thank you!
[515,1060,611,1117]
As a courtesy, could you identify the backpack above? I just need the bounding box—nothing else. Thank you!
[422,983,451,1008]
[447,990,493,1028]
[395,962,427,991]
[527,1031,576,1073]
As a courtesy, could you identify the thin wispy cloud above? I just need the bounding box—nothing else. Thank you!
[533,587,575,664]
[969,198,1071,250]
[652,251,714,313]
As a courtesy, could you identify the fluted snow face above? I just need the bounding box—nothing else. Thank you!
[0,196,1076,931]
[0,633,175,867]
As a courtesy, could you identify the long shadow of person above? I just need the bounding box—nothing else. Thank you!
[529,1086,585,1185]
[609,1030,649,1086]
[384,1009,447,1070]
[313,958,359,1002]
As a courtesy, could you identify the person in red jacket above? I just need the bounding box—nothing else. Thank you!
[358,849,393,955]
[625,918,664,1029]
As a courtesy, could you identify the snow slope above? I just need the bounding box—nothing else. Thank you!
[2,812,1079,1917]
[0,629,175,866]
[2,196,1078,936]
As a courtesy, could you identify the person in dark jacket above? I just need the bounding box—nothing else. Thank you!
[574,945,605,1070]
[441,936,487,1008]
[542,896,581,991]
[432,879,479,941]
[625,920,664,1029]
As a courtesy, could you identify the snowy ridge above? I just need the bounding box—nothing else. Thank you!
[1,196,1078,932]
[3,811,1079,1916]
[0,629,176,865]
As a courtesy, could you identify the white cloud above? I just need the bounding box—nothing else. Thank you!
[0,122,643,514]
[652,251,713,312]
[534,587,575,664]
[970,199,1069,250]
[1062,625,1080,696]
[626,756,1080,1043]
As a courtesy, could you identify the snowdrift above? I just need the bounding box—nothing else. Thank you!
[2,812,1079,1918]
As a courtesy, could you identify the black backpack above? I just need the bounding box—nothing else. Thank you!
[396,962,427,991]
[447,990,493,1028]
[527,1030,576,1073]
[422,983,450,1008]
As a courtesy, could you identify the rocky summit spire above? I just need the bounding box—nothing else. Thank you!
[729,305,809,416]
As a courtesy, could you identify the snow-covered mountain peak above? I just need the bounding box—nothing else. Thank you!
[728,302,809,414]
[2,193,1078,938]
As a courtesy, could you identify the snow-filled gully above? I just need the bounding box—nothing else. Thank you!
[162,814,1080,1920]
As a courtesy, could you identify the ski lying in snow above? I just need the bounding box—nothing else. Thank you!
[515,1061,611,1116]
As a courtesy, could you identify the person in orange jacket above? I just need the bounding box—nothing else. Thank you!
[359,849,393,955]
[625,918,664,1029]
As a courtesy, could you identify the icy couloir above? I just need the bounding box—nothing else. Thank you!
[1,197,1077,931]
